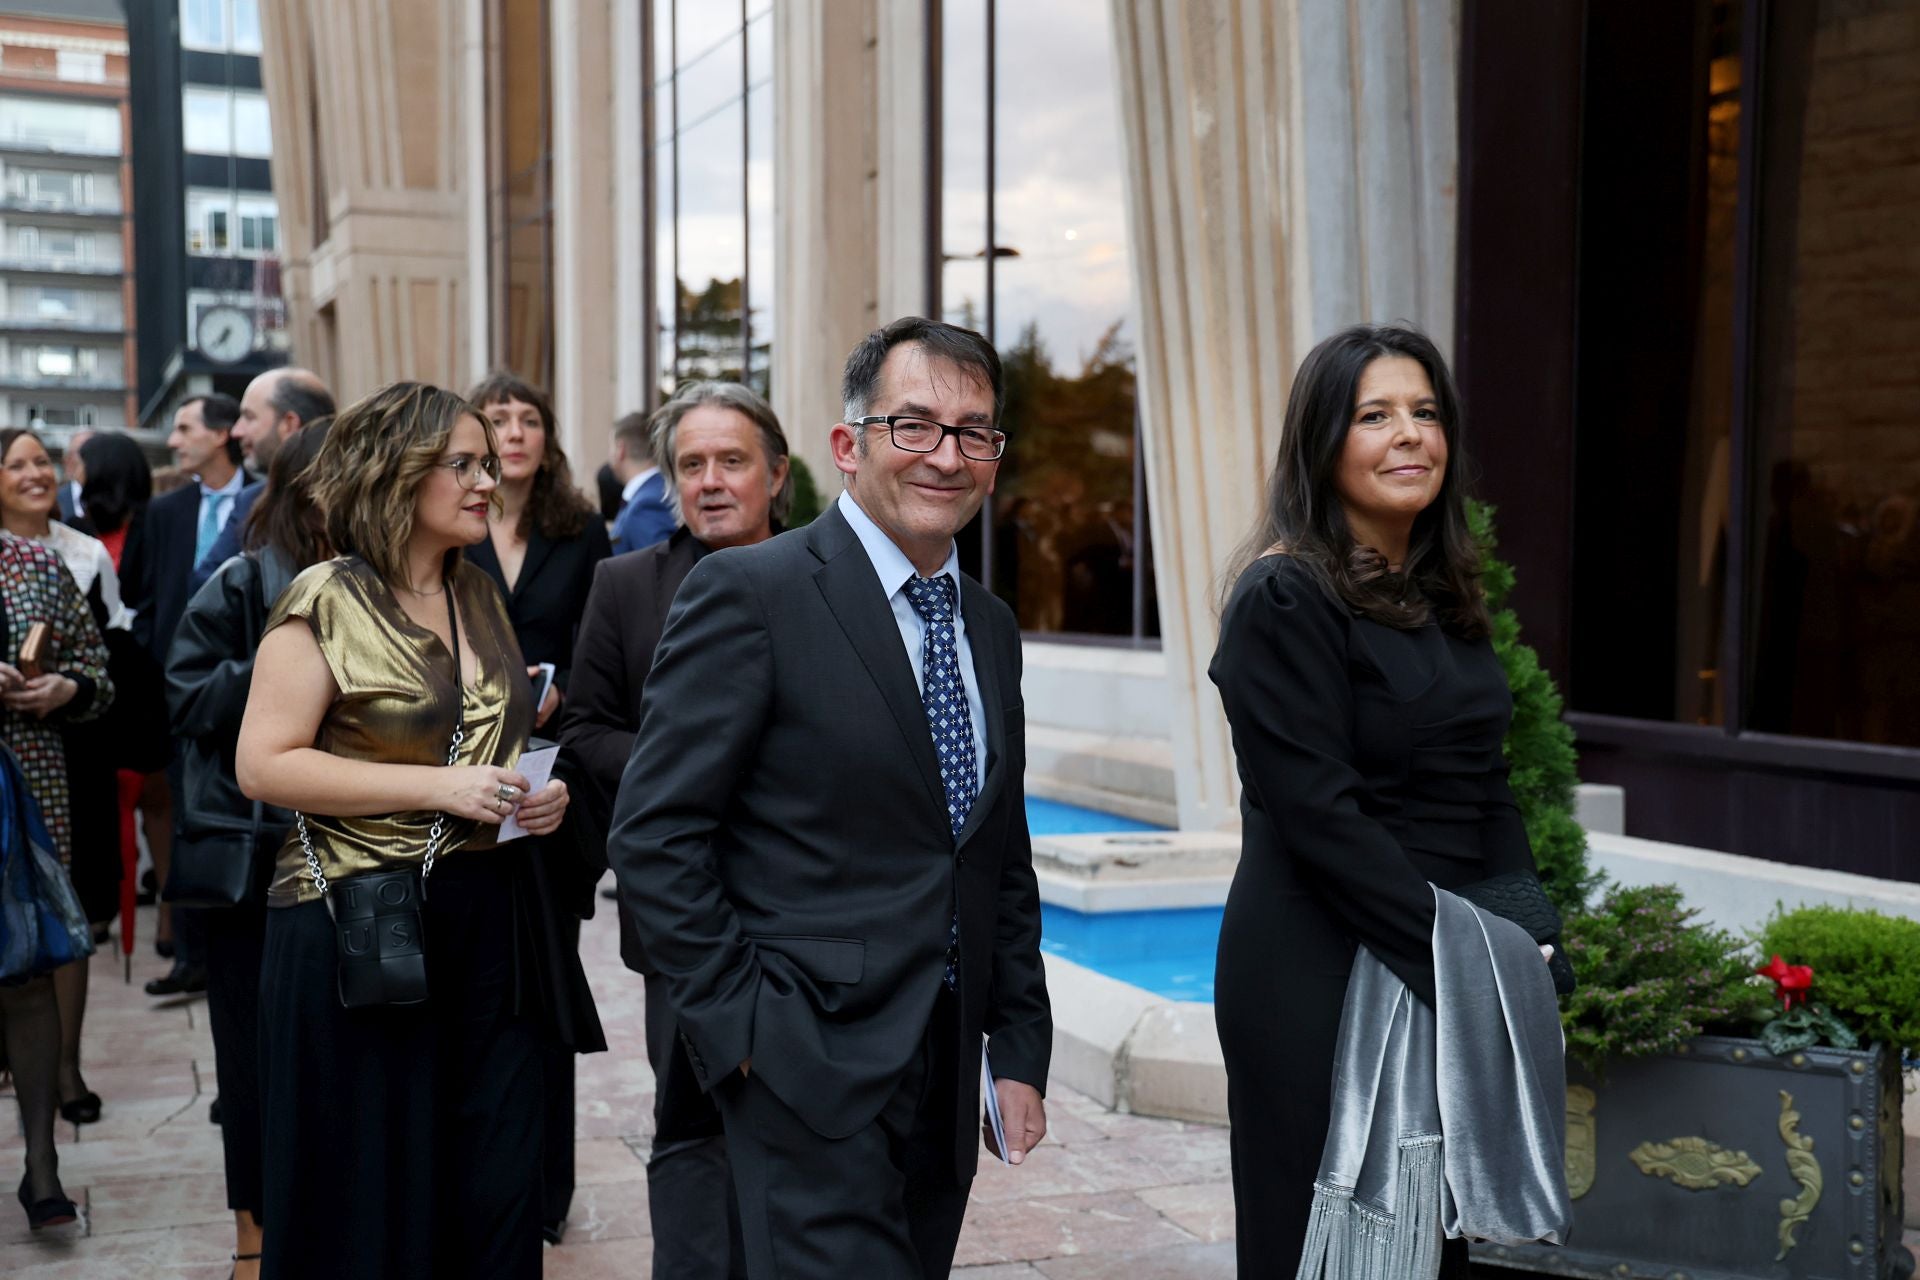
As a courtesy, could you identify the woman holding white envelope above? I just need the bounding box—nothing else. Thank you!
[237,382,571,1280]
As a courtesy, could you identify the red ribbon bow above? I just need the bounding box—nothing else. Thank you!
[1756,954,1815,1010]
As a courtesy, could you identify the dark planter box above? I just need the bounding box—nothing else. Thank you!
[1473,1036,1914,1280]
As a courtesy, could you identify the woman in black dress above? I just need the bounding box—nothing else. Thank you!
[462,372,610,1242]
[1210,324,1551,1278]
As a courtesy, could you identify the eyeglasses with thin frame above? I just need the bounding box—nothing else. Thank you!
[439,453,503,490]
[851,416,1009,461]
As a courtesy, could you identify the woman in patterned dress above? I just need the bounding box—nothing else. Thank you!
[1,429,134,1127]
[0,517,113,1227]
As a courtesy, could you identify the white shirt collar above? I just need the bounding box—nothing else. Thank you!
[622,466,660,503]
[198,469,244,500]
[836,490,959,599]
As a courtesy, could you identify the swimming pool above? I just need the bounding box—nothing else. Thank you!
[1025,797,1223,1003]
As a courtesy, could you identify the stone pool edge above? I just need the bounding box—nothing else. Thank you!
[1041,951,1228,1126]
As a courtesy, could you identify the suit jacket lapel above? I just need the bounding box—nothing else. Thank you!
[808,508,947,815]
[956,576,1008,848]
[514,527,558,598]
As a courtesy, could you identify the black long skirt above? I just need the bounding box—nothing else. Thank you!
[1214,853,1472,1279]
[258,849,543,1280]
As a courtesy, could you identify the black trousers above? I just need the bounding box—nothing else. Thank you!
[713,987,971,1280]
[258,851,543,1280]
[644,971,746,1279]
[204,900,267,1216]
[541,914,579,1231]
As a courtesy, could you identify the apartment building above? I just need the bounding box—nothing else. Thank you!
[0,0,134,450]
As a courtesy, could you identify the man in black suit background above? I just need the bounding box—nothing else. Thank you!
[607,318,1052,1279]
[122,391,244,996]
[562,379,792,1277]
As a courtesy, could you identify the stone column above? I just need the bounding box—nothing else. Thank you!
[547,0,618,466]
[257,0,474,398]
[1108,0,1459,830]
[772,0,930,490]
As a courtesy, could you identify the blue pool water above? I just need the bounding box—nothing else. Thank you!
[1024,797,1224,1003]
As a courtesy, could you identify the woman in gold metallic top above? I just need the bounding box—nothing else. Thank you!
[237,382,569,1280]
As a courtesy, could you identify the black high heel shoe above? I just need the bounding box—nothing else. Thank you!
[17,1173,78,1229]
[229,1250,262,1279]
[59,1091,102,1125]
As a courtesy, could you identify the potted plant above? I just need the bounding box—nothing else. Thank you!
[1466,505,1917,1278]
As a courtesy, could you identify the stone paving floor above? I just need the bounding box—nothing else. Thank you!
[5,897,1917,1278]
[0,897,1240,1278]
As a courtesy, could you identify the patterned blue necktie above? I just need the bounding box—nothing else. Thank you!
[904,574,976,989]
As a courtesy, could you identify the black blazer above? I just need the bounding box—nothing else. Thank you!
[606,504,1051,1175]
[123,483,206,662]
[557,528,704,971]
[466,518,612,694]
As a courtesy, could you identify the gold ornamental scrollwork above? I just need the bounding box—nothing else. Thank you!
[1775,1089,1822,1262]
[1628,1135,1763,1191]
[1565,1086,1597,1199]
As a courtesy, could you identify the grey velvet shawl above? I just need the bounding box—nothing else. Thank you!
[1296,886,1571,1279]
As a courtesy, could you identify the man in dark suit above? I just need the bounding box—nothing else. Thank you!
[56,427,92,522]
[608,409,676,553]
[191,368,334,592]
[560,380,792,1277]
[122,391,245,996]
[607,318,1052,1279]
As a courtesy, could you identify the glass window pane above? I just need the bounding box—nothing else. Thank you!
[1570,2,1738,723]
[180,0,225,50]
[941,0,989,313]
[183,87,231,152]
[55,51,106,84]
[233,91,272,158]
[974,0,1147,637]
[231,0,264,54]
[745,13,773,398]
[675,29,743,132]
[1746,0,1920,747]
[674,97,746,384]
[654,82,678,397]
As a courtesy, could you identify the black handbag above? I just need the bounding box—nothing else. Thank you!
[1455,870,1578,996]
[296,583,466,1010]
[163,801,268,908]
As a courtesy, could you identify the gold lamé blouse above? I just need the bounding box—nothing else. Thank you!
[263,556,533,907]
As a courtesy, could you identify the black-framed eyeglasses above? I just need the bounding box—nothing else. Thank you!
[440,453,503,490]
[852,416,1009,461]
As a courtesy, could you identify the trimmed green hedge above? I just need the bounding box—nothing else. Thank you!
[1470,501,1596,918]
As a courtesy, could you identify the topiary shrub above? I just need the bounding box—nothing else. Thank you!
[1469,500,1596,917]
[1757,905,1920,1057]
[1560,883,1774,1076]
[786,454,825,527]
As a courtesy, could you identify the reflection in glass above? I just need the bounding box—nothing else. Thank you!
[675,99,746,383]
[1571,1,1736,724]
[1748,0,1920,747]
[948,0,1148,639]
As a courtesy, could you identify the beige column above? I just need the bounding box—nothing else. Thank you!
[1109,0,1459,831]
[258,0,473,400]
[772,0,930,491]
[547,0,618,467]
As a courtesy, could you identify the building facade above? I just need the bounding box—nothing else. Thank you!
[125,0,287,431]
[259,0,1920,878]
[0,0,134,455]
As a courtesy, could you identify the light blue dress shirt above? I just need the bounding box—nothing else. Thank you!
[836,490,989,776]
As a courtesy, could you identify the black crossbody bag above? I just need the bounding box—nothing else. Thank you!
[296,584,466,1009]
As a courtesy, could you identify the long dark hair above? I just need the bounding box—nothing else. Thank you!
[244,417,332,570]
[1224,323,1488,638]
[77,432,153,535]
[465,371,595,541]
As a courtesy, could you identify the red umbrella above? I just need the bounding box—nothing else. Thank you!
[116,769,141,981]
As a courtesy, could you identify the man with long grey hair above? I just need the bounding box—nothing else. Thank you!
[559,379,790,1277]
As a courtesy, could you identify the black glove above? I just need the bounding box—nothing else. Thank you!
[1455,871,1577,996]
